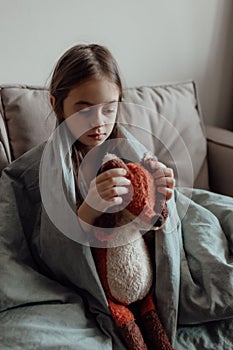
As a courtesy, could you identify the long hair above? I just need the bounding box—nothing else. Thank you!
[49,44,123,204]
[49,44,123,124]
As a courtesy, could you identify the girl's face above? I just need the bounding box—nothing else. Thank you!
[62,78,120,150]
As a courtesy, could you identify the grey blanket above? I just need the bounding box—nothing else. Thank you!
[1,133,233,349]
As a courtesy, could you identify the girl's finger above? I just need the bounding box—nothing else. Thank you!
[97,176,131,191]
[153,167,173,179]
[155,177,176,188]
[101,186,129,200]
[148,160,166,171]
[96,168,128,184]
[157,187,174,201]
[110,196,123,205]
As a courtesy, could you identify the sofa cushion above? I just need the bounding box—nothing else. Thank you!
[0,85,56,160]
[0,139,9,174]
[0,108,11,172]
[0,81,208,189]
[121,81,208,189]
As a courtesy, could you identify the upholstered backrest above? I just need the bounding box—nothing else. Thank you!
[0,85,56,163]
[121,81,208,189]
[0,81,208,189]
[0,109,11,174]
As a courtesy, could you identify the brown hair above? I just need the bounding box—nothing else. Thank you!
[49,44,123,124]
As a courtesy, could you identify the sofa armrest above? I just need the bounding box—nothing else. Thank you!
[206,125,233,197]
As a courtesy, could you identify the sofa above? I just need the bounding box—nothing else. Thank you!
[1,80,233,350]
[0,80,232,196]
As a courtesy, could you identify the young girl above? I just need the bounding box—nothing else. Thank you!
[46,43,175,350]
[48,44,175,232]
[2,44,232,350]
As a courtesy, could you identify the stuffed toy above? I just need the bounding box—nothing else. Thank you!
[92,153,174,350]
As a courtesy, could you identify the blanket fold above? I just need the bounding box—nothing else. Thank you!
[0,125,233,350]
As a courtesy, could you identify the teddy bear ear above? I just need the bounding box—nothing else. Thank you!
[140,151,158,173]
[102,153,119,164]
[100,153,128,173]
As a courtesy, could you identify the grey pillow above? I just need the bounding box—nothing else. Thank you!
[0,81,208,189]
[121,80,208,189]
[0,109,11,172]
[0,85,56,160]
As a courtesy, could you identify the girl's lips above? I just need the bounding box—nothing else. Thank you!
[88,133,106,140]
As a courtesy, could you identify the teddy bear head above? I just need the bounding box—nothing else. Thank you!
[94,153,167,241]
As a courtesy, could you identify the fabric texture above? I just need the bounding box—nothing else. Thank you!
[206,125,233,196]
[0,140,9,173]
[0,81,208,190]
[0,112,11,171]
[0,86,56,160]
[0,125,233,349]
[121,81,208,189]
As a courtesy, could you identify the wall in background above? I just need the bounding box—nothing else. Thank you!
[0,0,232,130]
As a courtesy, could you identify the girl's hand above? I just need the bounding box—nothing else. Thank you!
[77,168,131,227]
[142,155,175,201]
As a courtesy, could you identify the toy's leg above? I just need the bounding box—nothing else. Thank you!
[139,293,174,350]
[108,300,148,350]
[92,248,147,349]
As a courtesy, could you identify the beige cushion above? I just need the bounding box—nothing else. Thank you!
[0,85,56,160]
[0,81,208,189]
[122,81,208,188]
[0,109,11,172]
[206,126,233,196]
[0,139,9,174]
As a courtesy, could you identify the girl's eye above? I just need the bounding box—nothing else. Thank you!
[78,107,92,115]
[77,103,118,116]
[103,108,116,115]
[103,103,118,116]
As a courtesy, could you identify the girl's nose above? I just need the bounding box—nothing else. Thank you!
[90,106,104,127]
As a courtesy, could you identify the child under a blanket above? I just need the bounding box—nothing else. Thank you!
[49,44,175,220]
[48,44,175,349]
